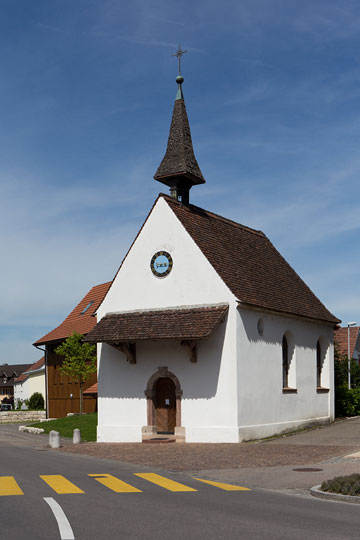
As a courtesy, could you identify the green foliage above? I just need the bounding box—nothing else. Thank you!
[334,340,360,417]
[321,474,360,496]
[28,392,44,410]
[55,332,96,414]
[30,413,97,441]
[335,387,360,417]
[55,332,96,383]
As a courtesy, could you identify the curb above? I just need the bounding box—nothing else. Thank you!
[19,425,45,435]
[311,485,360,504]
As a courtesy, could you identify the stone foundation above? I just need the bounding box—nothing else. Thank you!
[0,410,46,423]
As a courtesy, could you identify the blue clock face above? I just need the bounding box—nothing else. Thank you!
[150,251,173,278]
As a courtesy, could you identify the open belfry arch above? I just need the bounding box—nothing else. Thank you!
[85,47,340,443]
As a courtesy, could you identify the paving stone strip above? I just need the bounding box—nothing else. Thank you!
[59,442,359,471]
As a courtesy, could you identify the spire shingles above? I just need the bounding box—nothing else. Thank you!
[154,76,205,203]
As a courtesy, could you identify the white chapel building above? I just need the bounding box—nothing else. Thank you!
[86,70,340,443]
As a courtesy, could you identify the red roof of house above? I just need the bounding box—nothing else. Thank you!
[34,282,111,346]
[14,357,45,384]
[83,382,98,395]
[334,326,360,358]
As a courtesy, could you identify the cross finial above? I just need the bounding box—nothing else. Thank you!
[172,45,187,76]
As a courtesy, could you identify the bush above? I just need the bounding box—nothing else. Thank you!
[321,474,360,496]
[335,386,360,417]
[28,392,44,410]
[334,345,360,417]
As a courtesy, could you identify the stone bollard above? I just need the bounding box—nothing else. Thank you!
[49,430,60,449]
[73,428,81,445]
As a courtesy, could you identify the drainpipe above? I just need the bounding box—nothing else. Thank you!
[34,345,48,419]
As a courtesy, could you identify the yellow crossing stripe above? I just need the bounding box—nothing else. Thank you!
[0,476,24,496]
[134,473,197,492]
[89,474,142,493]
[0,473,250,496]
[193,478,251,491]
[40,475,84,494]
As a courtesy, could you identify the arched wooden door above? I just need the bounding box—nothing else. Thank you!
[155,377,176,433]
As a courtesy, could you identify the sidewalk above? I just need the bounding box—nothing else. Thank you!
[58,417,360,491]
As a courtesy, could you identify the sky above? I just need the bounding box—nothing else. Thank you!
[1,0,360,365]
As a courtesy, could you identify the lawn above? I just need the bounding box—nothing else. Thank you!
[30,413,97,441]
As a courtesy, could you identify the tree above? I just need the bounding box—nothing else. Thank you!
[28,392,44,410]
[55,332,97,415]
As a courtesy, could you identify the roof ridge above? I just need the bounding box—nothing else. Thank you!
[105,303,229,317]
[160,193,265,238]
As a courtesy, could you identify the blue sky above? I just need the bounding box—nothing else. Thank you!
[1,0,360,364]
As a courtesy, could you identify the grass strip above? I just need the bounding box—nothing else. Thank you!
[30,413,97,441]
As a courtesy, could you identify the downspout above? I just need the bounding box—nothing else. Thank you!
[34,345,48,419]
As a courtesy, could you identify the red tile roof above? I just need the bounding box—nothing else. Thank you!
[14,358,45,384]
[83,383,98,395]
[334,326,360,358]
[85,304,228,343]
[34,282,111,346]
[161,195,339,324]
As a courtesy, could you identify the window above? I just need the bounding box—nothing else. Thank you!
[316,340,322,388]
[282,335,289,388]
[80,301,94,315]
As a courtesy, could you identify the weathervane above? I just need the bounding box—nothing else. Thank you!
[172,45,187,76]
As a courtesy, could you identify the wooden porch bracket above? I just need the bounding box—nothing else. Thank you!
[181,340,197,363]
[110,342,136,364]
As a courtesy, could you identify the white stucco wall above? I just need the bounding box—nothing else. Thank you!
[97,196,335,443]
[14,371,45,404]
[97,197,239,442]
[236,307,334,441]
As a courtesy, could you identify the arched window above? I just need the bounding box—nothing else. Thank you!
[282,335,289,388]
[316,340,322,388]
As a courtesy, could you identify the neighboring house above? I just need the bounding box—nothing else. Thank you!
[84,73,340,443]
[0,364,32,404]
[334,326,360,363]
[33,282,111,418]
[13,357,46,406]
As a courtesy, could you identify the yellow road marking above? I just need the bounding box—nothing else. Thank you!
[89,474,142,493]
[40,475,84,494]
[134,473,197,492]
[193,478,251,491]
[0,476,24,496]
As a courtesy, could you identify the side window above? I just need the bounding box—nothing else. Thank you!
[282,335,289,388]
[316,340,322,388]
[282,332,296,391]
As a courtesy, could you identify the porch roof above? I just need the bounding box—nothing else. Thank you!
[84,304,228,344]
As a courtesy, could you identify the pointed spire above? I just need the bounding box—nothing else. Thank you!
[154,48,205,204]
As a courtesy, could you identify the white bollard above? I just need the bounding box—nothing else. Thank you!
[73,428,81,445]
[49,430,60,449]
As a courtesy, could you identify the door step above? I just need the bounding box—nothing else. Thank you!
[142,437,176,444]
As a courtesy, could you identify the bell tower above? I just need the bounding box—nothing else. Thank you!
[154,46,205,204]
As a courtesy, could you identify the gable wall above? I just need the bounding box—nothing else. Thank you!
[97,197,239,442]
[236,307,334,440]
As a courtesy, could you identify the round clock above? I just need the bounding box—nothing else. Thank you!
[150,251,173,278]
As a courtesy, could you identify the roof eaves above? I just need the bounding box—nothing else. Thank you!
[238,300,340,325]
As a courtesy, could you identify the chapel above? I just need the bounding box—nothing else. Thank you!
[85,59,340,443]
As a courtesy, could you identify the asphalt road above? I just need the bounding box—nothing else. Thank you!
[1,427,359,540]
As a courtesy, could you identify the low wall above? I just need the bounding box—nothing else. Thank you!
[0,410,46,423]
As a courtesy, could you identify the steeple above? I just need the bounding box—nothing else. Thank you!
[154,46,205,204]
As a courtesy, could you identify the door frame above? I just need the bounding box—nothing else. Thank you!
[145,367,182,429]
